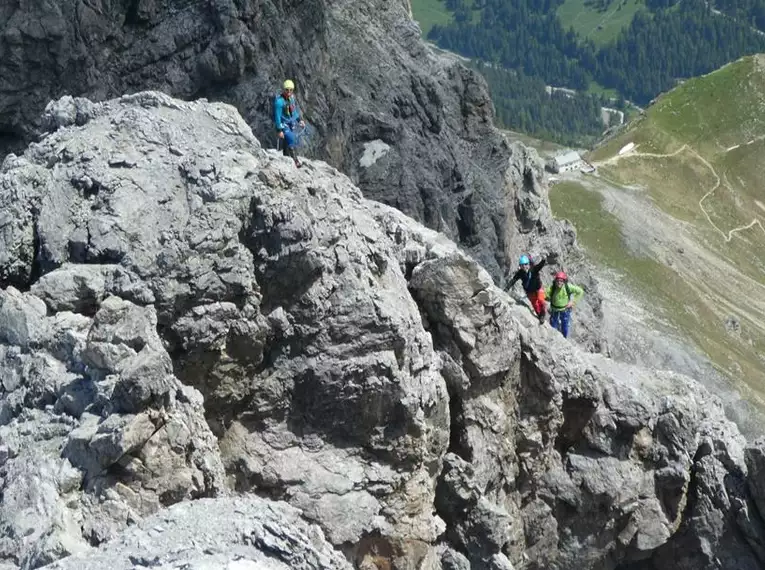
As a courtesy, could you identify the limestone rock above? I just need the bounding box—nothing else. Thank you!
[1,92,453,567]
[42,497,352,570]
[0,0,600,314]
[0,91,762,570]
[0,285,224,568]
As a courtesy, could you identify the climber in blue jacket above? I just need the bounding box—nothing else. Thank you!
[274,79,305,168]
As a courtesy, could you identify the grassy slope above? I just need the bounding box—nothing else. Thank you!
[549,182,690,314]
[587,81,621,98]
[550,181,765,402]
[592,56,765,260]
[582,55,765,403]
[409,0,453,36]
[557,0,645,46]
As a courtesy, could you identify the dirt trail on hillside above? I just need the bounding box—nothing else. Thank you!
[687,146,765,241]
[586,171,765,327]
[596,144,688,166]
[594,144,765,242]
[725,134,765,151]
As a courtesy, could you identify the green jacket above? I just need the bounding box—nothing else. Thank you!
[545,282,584,311]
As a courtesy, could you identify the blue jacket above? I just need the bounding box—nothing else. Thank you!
[274,93,300,131]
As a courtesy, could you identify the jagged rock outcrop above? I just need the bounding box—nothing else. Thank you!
[0,284,225,568]
[2,0,507,266]
[43,497,352,570]
[1,91,453,568]
[1,92,762,570]
[0,0,601,321]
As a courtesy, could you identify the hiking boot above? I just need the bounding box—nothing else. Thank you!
[538,312,546,324]
[288,148,302,168]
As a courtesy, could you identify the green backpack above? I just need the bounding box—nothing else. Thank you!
[551,282,572,310]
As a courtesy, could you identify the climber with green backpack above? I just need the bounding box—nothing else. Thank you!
[545,271,584,338]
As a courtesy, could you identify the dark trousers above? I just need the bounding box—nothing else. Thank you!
[550,308,572,338]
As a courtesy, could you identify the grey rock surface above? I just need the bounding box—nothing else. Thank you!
[376,200,764,569]
[0,284,224,569]
[0,92,762,570]
[1,92,453,568]
[0,0,601,316]
[42,496,352,570]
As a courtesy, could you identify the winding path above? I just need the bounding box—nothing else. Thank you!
[596,144,688,166]
[594,143,765,242]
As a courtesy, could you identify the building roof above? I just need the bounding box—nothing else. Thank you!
[554,151,582,167]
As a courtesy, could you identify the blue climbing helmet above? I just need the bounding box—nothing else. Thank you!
[519,255,530,266]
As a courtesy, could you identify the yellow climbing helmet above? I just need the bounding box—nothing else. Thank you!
[283,79,295,90]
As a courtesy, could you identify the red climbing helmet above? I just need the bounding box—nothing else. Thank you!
[554,271,568,281]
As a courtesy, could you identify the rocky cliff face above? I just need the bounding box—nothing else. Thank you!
[0,0,601,321]
[1,92,764,570]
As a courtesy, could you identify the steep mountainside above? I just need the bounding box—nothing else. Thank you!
[0,0,589,291]
[582,54,765,409]
[2,91,765,570]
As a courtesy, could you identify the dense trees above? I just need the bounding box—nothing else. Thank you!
[430,0,590,90]
[427,0,765,142]
[714,0,765,31]
[644,0,680,9]
[596,0,765,102]
[473,63,608,146]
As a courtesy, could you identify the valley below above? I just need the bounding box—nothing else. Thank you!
[550,167,765,437]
